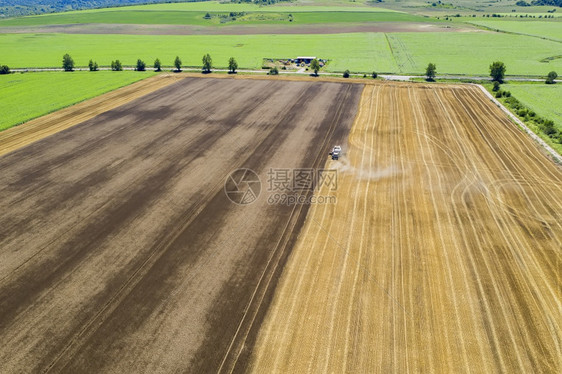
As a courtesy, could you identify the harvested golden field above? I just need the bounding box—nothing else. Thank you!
[249,83,562,373]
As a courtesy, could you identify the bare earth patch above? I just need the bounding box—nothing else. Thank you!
[0,22,479,35]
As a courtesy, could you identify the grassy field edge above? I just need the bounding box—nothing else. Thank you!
[0,71,157,132]
[482,82,562,158]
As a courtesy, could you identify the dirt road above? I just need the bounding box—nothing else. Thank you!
[250,84,562,373]
[0,77,361,372]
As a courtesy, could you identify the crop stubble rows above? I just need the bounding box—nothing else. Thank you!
[250,83,562,373]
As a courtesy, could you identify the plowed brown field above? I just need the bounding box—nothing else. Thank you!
[0,77,362,373]
[249,84,562,373]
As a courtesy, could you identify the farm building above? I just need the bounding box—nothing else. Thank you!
[294,56,317,65]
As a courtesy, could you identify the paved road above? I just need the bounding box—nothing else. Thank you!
[8,67,560,83]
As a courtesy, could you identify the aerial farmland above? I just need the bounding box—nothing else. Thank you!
[0,1,561,373]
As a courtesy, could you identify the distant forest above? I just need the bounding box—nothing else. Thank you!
[230,0,293,4]
[0,0,206,17]
[533,0,562,6]
[520,0,562,6]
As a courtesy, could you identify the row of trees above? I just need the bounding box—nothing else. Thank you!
[490,62,560,144]
[61,53,239,74]
[494,88,562,144]
[26,55,562,85]
[283,59,553,85]
[490,61,557,84]
[421,61,556,85]
[424,61,505,82]
[338,63,434,80]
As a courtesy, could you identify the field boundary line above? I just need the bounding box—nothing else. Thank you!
[384,33,401,74]
[216,84,325,374]
[464,21,562,44]
[220,84,356,373]
[474,83,562,164]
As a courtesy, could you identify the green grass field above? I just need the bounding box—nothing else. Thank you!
[502,82,562,132]
[491,81,562,155]
[0,33,395,72]
[2,32,560,75]
[460,18,562,41]
[389,32,562,75]
[0,71,154,131]
[0,10,428,27]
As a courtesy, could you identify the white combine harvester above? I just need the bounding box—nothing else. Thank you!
[330,145,341,160]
